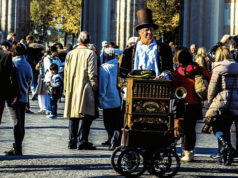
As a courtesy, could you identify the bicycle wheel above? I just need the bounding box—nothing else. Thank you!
[117,147,147,178]
[151,148,180,177]
[110,146,125,174]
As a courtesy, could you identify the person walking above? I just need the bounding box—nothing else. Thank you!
[4,43,32,156]
[98,48,121,149]
[206,46,238,166]
[64,31,98,150]
[208,35,238,158]
[172,47,211,162]
[0,33,20,126]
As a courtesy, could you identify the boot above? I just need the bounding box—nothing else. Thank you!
[217,153,226,165]
[218,136,234,166]
[181,150,194,162]
[4,143,22,156]
[218,136,230,154]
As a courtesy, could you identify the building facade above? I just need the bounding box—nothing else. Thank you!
[82,0,147,50]
[182,0,238,49]
[0,0,30,41]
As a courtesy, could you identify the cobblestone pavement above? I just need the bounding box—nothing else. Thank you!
[0,99,237,177]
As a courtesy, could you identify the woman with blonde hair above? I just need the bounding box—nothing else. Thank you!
[206,46,238,166]
[195,47,211,73]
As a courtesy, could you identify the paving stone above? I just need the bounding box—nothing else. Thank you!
[0,98,237,177]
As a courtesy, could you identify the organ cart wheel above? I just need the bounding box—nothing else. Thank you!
[117,147,147,178]
[110,146,125,174]
[151,148,180,177]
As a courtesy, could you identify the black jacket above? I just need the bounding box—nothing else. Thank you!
[119,41,173,78]
[0,49,19,100]
[207,42,238,62]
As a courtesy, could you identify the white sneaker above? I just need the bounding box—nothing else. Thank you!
[47,114,57,119]
[181,150,194,162]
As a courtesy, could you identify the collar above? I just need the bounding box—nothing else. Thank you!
[79,43,87,47]
[137,39,157,47]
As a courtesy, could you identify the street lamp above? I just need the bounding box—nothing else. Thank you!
[53,16,65,42]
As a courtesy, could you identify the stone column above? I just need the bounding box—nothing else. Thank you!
[117,0,147,49]
[182,0,190,48]
[1,0,8,39]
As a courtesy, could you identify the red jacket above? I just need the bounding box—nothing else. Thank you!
[172,64,211,105]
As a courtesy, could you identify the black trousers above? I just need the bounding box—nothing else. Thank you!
[103,106,121,142]
[69,116,93,147]
[182,117,197,151]
[177,103,202,151]
[7,101,27,148]
[111,101,125,145]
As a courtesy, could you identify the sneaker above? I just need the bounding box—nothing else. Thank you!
[47,114,57,119]
[37,110,46,114]
[46,110,52,115]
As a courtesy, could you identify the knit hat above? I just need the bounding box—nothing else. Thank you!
[103,47,115,60]
[102,41,108,47]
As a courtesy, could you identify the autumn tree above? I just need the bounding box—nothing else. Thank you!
[30,0,82,43]
[147,0,180,43]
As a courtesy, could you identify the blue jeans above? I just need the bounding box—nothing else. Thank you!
[31,74,38,93]
[45,83,52,112]
[50,94,58,116]
[213,117,233,140]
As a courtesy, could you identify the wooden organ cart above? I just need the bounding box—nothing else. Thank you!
[111,78,184,178]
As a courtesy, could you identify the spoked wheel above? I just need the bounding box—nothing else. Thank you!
[117,147,147,178]
[110,146,125,174]
[151,148,180,177]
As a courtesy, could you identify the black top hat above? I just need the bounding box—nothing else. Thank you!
[135,9,159,32]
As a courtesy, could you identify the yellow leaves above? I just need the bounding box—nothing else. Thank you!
[147,0,180,40]
[30,0,82,35]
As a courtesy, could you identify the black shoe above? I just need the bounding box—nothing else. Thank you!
[101,140,110,146]
[108,143,116,151]
[77,144,96,150]
[4,144,22,156]
[68,145,77,149]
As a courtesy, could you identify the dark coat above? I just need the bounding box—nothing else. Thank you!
[0,49,20,100]
[27,48,44,74]
[207,42,238,62]
[119,41,173,79]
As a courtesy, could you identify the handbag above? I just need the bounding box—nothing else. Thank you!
[201,76,236,133]
[194,67,208,100]
[127,69,156,79]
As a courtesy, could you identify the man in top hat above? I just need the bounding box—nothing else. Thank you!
[119,9,173,84]
[111,9,173,151]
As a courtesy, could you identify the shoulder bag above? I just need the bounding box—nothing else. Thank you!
[194,66,208,100]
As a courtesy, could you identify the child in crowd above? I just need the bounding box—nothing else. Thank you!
[46,63,62,119]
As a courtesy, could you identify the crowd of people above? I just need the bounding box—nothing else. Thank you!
[0,8,237,168]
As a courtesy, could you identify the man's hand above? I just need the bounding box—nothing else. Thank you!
[11,97,17,105]
[155,76,166,81]
[220,35,230,44]
[47,82,50,86]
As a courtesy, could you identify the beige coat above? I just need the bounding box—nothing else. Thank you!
[64,46,98,118]
[206,59,238,118]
